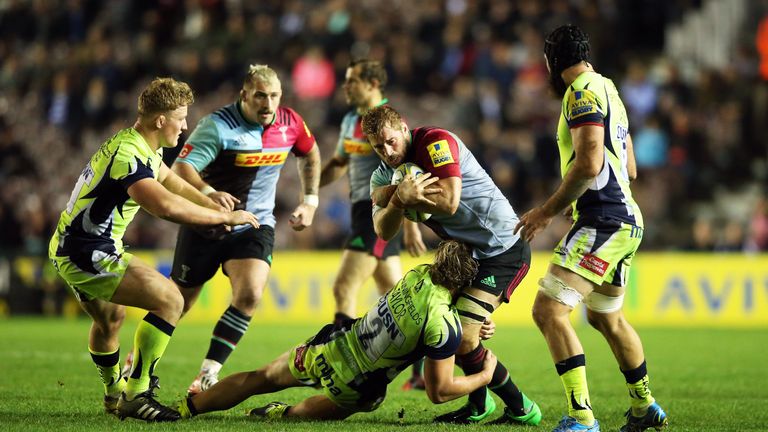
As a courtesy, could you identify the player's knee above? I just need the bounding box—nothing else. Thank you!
[586,307,625,335]
[106,307,126,333]
[159,286,184,319]
[234,289,262,313]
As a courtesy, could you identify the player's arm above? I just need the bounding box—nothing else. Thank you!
[128,177,258,228]
[171,161,239,211]
[539,124,604,217]
[399,176,460,215]
[371,185,405,241]
[159,163,220,211]
[319,154,349,187]
[423,350,496,404]
[290,143,321,231]
[626,133,637,181]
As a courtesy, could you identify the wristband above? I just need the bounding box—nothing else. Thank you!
[200,185,216,196]
[303,194,319,207]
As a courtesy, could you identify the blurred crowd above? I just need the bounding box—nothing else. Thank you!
[1,0,767,257]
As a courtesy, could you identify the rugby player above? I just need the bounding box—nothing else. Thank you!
[178,240,496,420]
[49,78,258,422]
[363,105,541,425]
[515,24,668,432]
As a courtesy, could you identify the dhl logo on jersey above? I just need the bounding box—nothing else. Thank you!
[235,151,289,167]
[343,139,373,155]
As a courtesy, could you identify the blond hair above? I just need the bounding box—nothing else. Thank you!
[244,64,279,88]
[361,105,402,138]
[429,240,478,294]
[137,77,194,116]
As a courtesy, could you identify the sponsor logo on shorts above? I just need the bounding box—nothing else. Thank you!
[293,345,308,372]
[427,140,454,167]
[316,353,342,396]
[179,143,194,158]
[235,151,288,167]
[578,254,609,276]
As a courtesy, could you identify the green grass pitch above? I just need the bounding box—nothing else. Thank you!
[0,318,766,431]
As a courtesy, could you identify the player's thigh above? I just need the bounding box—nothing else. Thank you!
[111,256,180,311]
[51,250,133,303]
[373,255,401,293]
[334,249,378,289]
[263,351,302,388]
[224,258,270,297]
[549,219,641,296]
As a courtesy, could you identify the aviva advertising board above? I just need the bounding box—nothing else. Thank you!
[13,251,768,326]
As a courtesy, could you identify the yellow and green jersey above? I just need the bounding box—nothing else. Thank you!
[50,128,163,263]
[557,71,643,227]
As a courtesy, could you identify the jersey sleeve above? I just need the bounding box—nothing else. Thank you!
[111,141,155,190]
[414,129,462,178]
[289,110,316,156]
[370,162,393,217]
[335,114,352,158]
[176,116,222,171]
[423,309,462,360]
[564,88,605,129]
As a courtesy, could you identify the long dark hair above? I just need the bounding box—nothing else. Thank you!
[429,240,478,294]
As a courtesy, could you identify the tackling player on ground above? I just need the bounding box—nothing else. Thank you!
[319,59,427,389]
[515,24,668,432]
[178,240,496,420]
[363,105,542,425]
[48,78,258,422]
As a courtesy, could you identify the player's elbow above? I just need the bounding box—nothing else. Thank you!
[426,387,450,404]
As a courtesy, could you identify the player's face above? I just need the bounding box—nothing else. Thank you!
[159,105,189,148]
[241,78,282,126]
[342,66,374,108]
[370,122,409,168]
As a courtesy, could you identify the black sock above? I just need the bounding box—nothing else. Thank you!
[205,305,251,364]
[458,344,488,409]
[488,361,526,416]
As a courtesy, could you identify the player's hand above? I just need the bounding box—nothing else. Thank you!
[226,210,259,229]
[208,191,240,211]
[514,206,554,243]
[403,221,426,257]
[396,172,442,207]
[479,318,496,340]
[481,349,498,382]
[289,203,316,231]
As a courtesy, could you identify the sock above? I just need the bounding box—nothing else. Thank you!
[556,354,594,426]
[622,360,655,416]
[89,347,124,397]
[205,305,252,367]
[333,312,353,329]
[412,357,424,378]
[126,313,175,398]
[488,361,526,416]
[458,344,489,410]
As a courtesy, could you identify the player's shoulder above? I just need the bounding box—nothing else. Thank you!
[207,103,242,131]
[276,106,304,125]
[413,126,454,146]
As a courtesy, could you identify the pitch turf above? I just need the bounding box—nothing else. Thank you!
[0,318,765,431]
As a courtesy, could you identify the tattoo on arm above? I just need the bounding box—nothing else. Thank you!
[298,145,321,196]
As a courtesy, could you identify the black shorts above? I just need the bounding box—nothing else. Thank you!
[472,239,531,303]
[345,200,401,259]
[170,225,275,288]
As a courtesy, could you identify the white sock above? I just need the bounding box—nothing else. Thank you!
[201,359,222,375]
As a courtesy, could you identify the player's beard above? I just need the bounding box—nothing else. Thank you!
[548,71,568,98]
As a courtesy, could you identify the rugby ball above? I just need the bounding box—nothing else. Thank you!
[390,163,432,222]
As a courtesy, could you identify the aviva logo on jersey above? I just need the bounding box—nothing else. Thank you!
[235,151,288,167]
[427,140,454,167]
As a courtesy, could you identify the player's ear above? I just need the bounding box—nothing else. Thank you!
[155,114,166,129]
[239,88,247,101]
